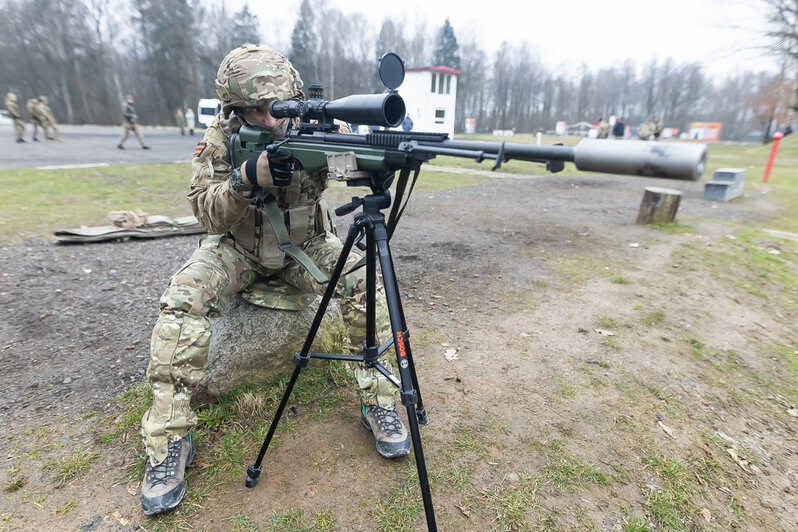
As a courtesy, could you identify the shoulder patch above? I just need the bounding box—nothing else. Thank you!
[193,141,207,158]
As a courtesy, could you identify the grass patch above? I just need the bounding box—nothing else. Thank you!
[650,221,694,234]
[480,474,539,530]
[51,500,77,515]
[640,451,712,530]
[454,426,489,455]
[44,449,98,486]
[4,466,26,493]
[610,274,631,284]
[371,482,421,532]
[0,163,194,242]
[640,310,666,326]
[541,440,610,491]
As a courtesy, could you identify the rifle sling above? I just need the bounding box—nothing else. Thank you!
[261,193,329,284]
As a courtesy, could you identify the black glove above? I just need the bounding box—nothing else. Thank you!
[267,147,300,186]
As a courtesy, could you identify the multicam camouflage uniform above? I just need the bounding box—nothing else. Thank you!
[4,92,25,141]
[141,45,396,467]
[638,118,653,140]
[37,96,61,141]
[26,97,43,140]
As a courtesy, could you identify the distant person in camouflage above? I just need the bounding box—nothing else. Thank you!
[26,97,44,141]
[4,92,25,143]
[637,118,653,140]
[653,116,664,140]
[175,108,185,135]
[118,94,150,149]
[37,96,62,142]
[139,44,409,516]
[597,117,609,139]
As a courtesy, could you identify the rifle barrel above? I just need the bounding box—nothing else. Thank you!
[421,138,705,181]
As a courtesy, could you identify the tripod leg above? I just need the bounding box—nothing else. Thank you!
[373,222,437,531]
[384,250,427,423]
[246,219,364,488]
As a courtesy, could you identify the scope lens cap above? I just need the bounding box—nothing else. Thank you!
[378,52,405,90]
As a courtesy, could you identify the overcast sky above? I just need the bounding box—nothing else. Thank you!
[250,0,778,79]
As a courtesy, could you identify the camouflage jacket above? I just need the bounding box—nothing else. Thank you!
[26,100,45,121]
[122,101,136,123]
[4,96,21,119]
[188,112,335,269]
[39,103,55,122]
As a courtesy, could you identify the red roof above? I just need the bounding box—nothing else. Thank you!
[406,66,462,75]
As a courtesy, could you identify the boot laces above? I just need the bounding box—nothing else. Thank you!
[369,405,402,437]
[146,440,182,487]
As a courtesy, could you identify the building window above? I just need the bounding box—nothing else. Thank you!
[435,108,445,124]
[445,75,451,94]
[438,74,445,94]
[430,74,436,93]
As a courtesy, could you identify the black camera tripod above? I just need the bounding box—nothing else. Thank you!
[244,183,437,531]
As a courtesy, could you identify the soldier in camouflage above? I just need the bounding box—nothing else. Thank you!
[638,118,653,140]
[139,44,410,516]
[4,92,25,143]
[118,94,150,149]
[37,96,62,142]
[26,97,43,141]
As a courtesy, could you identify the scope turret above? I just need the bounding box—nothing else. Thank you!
[269,92,406,128]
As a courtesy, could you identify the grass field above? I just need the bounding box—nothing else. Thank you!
[2,133,795,243]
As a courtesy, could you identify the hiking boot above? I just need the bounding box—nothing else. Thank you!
[361,404,410,458]
[141,436,194,516]
[32,137,39,141]
[16,138,25,143]
[117,144,125,149]
[142,145,151,150]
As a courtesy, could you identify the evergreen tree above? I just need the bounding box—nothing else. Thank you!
[432,18,460,69]
[289,0,320,84]
[231,4,262,47]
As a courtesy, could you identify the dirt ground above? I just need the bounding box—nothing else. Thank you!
[1,170,796,531]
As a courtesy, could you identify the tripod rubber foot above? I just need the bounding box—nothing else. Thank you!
[245,464,262,488]
[417,407,428,425]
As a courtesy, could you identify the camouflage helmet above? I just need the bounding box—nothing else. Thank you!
[215,44,304,118]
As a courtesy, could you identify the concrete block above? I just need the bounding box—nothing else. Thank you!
[704,167,744,201]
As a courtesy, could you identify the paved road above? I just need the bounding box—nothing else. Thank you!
[0,124,202,169]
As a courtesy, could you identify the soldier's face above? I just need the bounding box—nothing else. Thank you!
[242,104,287,136]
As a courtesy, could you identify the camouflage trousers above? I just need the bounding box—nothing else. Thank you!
[42,121,61,141]
[12,118,25,140]
[141,233,395,466]
[119,122,145,147]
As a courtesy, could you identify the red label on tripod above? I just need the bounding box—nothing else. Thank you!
[396,331,407,358]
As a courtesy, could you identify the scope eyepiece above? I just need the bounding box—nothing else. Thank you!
[269,99,305,120]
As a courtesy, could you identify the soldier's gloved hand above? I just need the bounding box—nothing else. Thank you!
[266,147,300,186]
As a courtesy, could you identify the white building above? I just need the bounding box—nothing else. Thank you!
[398,66,461,137]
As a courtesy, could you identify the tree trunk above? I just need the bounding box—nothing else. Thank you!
[636,187,682,224]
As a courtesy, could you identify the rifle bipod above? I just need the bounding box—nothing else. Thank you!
[243,188,437,531]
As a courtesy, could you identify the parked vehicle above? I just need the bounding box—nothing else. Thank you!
[197,98,221,128]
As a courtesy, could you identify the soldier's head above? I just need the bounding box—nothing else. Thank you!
[7,92,16,101]
[39,95,47,103]
[126,94,134,103]
[215,44,304,132]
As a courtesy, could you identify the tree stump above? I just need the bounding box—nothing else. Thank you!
[636,187,682,224]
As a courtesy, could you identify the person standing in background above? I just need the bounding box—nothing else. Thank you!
[4,92,26,143]
[185,108,195,136]
[175,108,186,135]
